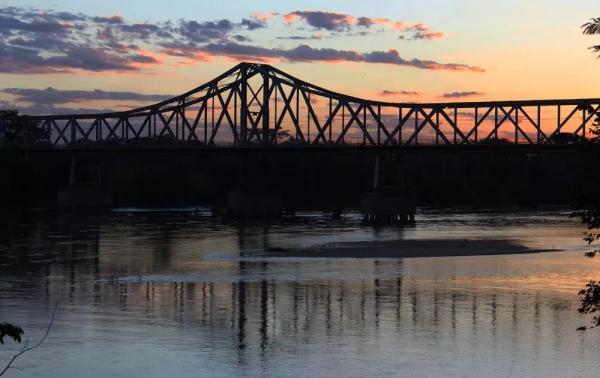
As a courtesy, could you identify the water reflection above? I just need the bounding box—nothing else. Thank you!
[1,210,600,377]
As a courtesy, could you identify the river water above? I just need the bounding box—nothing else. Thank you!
[1,209,600,377]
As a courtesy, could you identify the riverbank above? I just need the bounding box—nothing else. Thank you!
[262,239,558,259]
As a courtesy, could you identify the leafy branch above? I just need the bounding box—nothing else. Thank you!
[0,306,57,376]
[582,17,600,57]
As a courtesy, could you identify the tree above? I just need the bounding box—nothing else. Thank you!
[583,18,600,56]
[0,110,48,148]
[0,324,23,345]
[576,116,600,330]
[577,19,600,330]
[0,307,56,376]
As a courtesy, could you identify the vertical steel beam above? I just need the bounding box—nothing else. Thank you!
[414,109,419,145]
[583,107,587,139]
[274,85,278,143]
[176,107,179,141]
[399,107,403,145]
[474,107,479,142]
[341,105,345,144]
[377,105,381,145]
[363,107,367,145]
[295,87,300,140]
[537,106,541,143]
[453,108,458,144]
[557,105,561,137]
[262,73,270,145]
[494,107,498,139]
[211,96,215,143]
[329,98,333,143]
[435,112,440,145]
[514,108,519,143]
[240,65,248,146]
[204,100,208,144]
[70,118,76,145]
[307,92,311,144]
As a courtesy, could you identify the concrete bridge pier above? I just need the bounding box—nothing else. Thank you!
[57,156,112,208]
[361,154,416,225]
[225,151,284,219]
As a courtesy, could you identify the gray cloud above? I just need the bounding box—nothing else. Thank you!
[241,18,266,30]
[0,7,266,74]
[441,91,485,98]
[10,103,117,115]
[2,87,172,104]
[283,11,444,41]
[1,87,173,115]
[200,42,484,72]
[284,11,353,31]
[0,7,165,73]
[179,19,235,43]
[91,15,124,24]
[0,14,71,35]
[380,90,420,96]
[356,16,375,28]
[410,31,444,40]
[276,34,322,40]
[0,43,159,74]
[0,6,479,75]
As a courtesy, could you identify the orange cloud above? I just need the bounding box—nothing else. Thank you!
[252,12,279,21]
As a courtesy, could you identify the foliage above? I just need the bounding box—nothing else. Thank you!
[576,90,600,329]
[0,110,48,148]
[577,205,600,329]
[0,323,23,344]
[583,17,600,56]
[274,129,303,144]
[0,306,56,376]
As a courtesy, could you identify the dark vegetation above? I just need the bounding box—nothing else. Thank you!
[0,323,23,344]
[576,17,600,330]
[0,307,55,376]
[0,110,48,149]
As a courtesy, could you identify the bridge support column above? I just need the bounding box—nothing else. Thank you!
[240,65,248,146]
[57,156,112,208]
[372,154,380,192]
[262,74,270,144]
[361,154,416,225]
[226,151,283,219]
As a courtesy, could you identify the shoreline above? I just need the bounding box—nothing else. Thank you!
[262,239,559,259]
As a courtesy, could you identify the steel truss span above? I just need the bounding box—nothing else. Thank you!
[12,62,600,147]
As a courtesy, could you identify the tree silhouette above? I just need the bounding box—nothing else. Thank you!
[0,110,48,148]
[583,18,600,56]
[0,307,56,376]
[577,204,600,329]
[576,22,600,326]
[0,323,23,344]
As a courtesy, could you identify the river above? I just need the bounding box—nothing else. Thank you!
[1,209,599,377]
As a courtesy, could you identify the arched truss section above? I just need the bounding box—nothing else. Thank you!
[13,62,600,147]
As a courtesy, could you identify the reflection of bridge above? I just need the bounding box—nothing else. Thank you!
[18,62,600,147]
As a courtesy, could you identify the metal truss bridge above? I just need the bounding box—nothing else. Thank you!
[11,62,600,148]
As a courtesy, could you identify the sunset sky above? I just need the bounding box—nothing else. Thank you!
[0,0,599,115]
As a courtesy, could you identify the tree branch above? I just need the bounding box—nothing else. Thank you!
[0,305,57,377]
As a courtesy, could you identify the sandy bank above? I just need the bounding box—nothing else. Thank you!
[263,239,558,259]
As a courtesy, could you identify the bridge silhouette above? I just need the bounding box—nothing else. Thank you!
[10,62,600,147]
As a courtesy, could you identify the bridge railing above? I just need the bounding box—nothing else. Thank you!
[2,62,599,149]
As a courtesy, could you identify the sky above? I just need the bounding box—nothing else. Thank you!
[0,0,599,115]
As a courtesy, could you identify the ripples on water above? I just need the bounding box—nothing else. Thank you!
[1,209,600,377]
